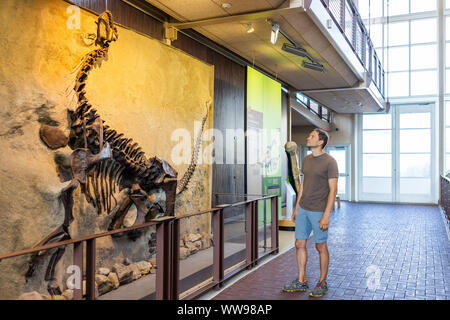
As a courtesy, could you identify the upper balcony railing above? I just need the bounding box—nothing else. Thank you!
[320,0,385,98]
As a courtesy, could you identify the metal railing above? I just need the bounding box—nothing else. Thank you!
[0,194,279,300]
[320,0,385,98]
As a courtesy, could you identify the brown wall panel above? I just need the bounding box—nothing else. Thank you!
[70,0,107,13]
[173,33,246,208]
[71,0,163,40]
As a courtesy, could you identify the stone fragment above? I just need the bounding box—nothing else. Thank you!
[39,124,68,149]
[185,233,202,243]
[112,263,133,285]
[123,205,137,227]
[194,240,202,250]
[95,274,113,295]
[201,239,209,249]
[62,289,74,300]
[148,258,156,268]
[98,267,110,276]
[123,258,132,266]
[108,272,120,289]
[179,247,190,260]
[17,291,44,300]
[186,242,198,255]
[136,261,152,275]
[128,264,141,280]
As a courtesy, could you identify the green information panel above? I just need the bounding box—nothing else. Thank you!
[246,66,282,225]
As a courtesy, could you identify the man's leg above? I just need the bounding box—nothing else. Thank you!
[315,242,329,282]
[296,239,308,282]
[282,208,311,292]
[308,210,330,297]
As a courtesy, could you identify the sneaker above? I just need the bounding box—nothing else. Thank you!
[282,279,309,292]
[309,280,328,297]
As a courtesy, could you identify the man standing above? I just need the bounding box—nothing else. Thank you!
[282,128,338,298]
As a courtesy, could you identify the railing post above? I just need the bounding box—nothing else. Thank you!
[213,208,224,288]
[253,200,258,266]
[271,196,279,254]
[85,239,96,300]
[171,219,180,300]
[156,218,173,300]
[245,202,254,269]
[72,241,83,300]
[263,198,267,250]
[352,10,357,49]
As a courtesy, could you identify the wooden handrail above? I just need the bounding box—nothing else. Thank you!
[0,217,173,261]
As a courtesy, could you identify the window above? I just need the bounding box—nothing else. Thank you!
[296,92,308,106]
[360,113,392,200]
[411,70,437,96]
[358,1,439,99]
[410,44,437,70]
[309,101,319,115]
[388,72,409,97]
[410,18,437,44]
[388,0,409,16]
[388,22,409,46]
[410,0,436,13]
[387,46,409,71]
[369,23,384,48]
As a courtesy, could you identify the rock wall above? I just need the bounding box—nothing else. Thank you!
[0,0,214,299]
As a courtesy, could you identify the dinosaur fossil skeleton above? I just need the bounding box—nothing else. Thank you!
[25,11,209,295]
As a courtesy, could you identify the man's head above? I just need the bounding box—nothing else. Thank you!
[306,128,329,150]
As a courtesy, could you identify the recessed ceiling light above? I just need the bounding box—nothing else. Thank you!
[222,3,232,9]
[246,23,254,33]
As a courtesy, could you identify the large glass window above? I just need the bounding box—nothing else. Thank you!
[358,0,438,99]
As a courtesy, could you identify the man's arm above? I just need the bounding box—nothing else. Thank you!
[291,180,303,222]
[319,178,338,230]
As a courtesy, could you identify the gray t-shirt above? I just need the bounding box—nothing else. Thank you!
[299,153,339,212]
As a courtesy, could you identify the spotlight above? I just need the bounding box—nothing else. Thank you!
[303,61,325,72]
[246,23,255,33]
[270,23,280,44]
[282,43,309,58]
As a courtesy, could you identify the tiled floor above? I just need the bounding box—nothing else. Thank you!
[212,202,450,300]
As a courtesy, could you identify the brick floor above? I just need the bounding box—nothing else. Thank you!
[212,202,450,300]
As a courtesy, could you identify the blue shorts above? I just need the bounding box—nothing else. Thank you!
[295,206,328,244]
